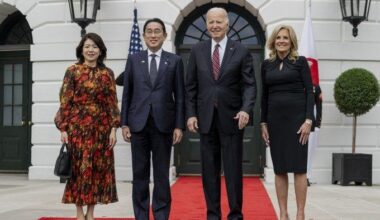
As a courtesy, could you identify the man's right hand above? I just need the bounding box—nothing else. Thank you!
[122,126,132,142]
[187,117,198,133]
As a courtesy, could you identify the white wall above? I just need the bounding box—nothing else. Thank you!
[2,0,379,183]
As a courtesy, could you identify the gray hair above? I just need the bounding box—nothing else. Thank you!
[206,7,229,24]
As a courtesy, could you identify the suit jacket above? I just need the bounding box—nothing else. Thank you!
[185,39,256,134]
[115,71,124,86]
[121,50,185,133]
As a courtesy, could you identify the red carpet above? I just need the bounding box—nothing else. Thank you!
[40,177,276,220]
[170,176,277,220]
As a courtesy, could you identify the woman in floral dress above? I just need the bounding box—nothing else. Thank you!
[55,33,120,220]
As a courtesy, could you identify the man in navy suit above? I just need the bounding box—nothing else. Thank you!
[186,7,256,220]
[121,18,185,220]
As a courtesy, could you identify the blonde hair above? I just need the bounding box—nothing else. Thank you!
[267,24,299,62]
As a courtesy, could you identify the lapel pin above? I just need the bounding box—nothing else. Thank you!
[141,60,145,64]
[165,61,168,65]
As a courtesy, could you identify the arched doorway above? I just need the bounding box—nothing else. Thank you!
[174,3,266,175]
[0,9,33,172]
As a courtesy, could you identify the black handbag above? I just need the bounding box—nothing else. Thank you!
[54,143,72,179]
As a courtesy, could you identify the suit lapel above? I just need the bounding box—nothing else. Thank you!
[153,50,169,88]
[204,40,214,80]
[220,39,236,78]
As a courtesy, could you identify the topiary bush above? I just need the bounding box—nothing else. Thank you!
[334,68,380,153]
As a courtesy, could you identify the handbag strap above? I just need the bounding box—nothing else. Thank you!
[60,143,70,154]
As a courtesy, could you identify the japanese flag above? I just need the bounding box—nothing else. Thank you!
[299,2,319,85]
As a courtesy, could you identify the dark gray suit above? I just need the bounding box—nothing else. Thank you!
[185,39,256,220]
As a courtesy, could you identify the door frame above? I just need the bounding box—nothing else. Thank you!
[0,46,32,172]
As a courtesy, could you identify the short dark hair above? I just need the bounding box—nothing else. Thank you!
[143,18,166,34]
[76,32,107,67]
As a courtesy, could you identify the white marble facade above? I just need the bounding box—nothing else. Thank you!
[1,0,379,183]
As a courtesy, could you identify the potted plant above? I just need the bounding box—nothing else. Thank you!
[332,68,380,186]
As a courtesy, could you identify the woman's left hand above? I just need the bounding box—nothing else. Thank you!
[108,128,117,149]
[297,120,312,145]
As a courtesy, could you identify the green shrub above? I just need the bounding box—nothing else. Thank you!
[334,68,379,116]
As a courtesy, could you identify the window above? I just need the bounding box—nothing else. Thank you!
[0,11,32,45]
[176,3,265,49]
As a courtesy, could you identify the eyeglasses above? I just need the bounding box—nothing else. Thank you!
[145,29,163,36]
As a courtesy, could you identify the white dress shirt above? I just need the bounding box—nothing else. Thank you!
[211,35,228,66]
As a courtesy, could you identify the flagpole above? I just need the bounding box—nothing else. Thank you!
[306,0,311,17]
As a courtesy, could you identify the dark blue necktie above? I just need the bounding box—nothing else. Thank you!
[150,54,157,86]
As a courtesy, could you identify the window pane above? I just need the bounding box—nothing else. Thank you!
[4,64,13,84]
[3,106,12,126]
[13,106,22,126]
[14,85,23,105]
[185,25,203,39]
[193,16,206,30]
[233,17,249,32]
[4,85,13,105]
[228,12,239,27]
[14,64,23,84]
[228,30,240,41]
[239,27,255,39]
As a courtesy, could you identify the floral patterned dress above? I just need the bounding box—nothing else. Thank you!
[55,63,120,205]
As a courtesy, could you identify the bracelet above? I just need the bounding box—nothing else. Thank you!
[305,119,312,125]
[260,122,267,127]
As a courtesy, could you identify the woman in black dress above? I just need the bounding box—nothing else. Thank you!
[261,25,314,220]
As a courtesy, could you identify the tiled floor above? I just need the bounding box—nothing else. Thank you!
[1,174,380,220]
[265,181,380,220]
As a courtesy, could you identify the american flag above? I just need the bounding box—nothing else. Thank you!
[116,7,143,86]
[128,8,143,55]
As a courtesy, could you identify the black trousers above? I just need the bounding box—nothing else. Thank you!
[131,116,173,220]
[200,110,244,220]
